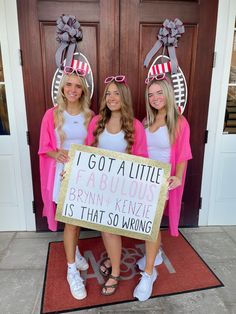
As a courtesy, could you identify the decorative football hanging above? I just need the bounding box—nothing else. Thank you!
[148,55,187,114]
[51,52,94,104]
[55,15,83,68]
[144,18,185,74]
[52,15,94,104]
[144,18,187,113]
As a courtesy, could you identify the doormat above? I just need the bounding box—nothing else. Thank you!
[41,230,223,314]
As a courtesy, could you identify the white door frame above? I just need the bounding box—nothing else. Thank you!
[200,0,236,225]
[0,0,35,231]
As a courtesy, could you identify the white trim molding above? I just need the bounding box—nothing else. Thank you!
[200,0,236,225]
[0,0,35,230]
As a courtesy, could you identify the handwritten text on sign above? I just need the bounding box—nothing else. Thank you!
[56,145,170,241]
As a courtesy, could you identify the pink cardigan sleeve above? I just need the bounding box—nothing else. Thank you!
[175,116,192,163]
[132,119,148,158]
[38,108,58,231]
[85,115,100,146]
[167,115,192,237]
[38,108,57,155]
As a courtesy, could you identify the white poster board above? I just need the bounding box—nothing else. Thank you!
[56,144,171,241]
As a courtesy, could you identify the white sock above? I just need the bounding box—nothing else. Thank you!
[67,262,77,274]
[76,246,82,259]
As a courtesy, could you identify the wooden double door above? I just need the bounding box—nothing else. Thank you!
[17,0,218,231]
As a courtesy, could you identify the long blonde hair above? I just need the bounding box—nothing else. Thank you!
[92,81,134,154]
[55,73,93,146]
[145,79,180,143]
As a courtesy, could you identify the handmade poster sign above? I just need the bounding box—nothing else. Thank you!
[56,145,171,241]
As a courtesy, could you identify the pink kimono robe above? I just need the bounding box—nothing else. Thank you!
[85,115,148,158]
[164,115,192,236]
[38,107,58,231]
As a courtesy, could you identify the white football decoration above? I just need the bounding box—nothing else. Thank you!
[148,55,187,114]
[51,52,94,105]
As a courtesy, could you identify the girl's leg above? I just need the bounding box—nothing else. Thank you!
[101,232,121,294]
[76,227,80,243]
[64,223,78,263]
[144,232,161,275]
[133,231,161,302]
[102,232,121,276]
[75,227,89,271]
[99,231,112,275]
[64,224,87,300]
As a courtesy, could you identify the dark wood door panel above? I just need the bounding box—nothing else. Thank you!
[139,2,199,22]
[37,1,100,22]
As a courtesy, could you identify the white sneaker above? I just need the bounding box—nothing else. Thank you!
[75,255,89,271]
[136,251,163,271]
[67,271,87,300]
[133,268,157,301]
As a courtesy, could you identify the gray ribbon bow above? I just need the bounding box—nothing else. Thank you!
[144,18,185,74]
[55,15,83,68]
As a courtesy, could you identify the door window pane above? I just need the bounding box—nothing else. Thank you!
[0,44,10,135]
[0,47,4,81]
[0,85,10,135]
[224,19,236,134]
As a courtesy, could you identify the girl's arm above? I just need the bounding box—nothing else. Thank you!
[167,160,186,190]
[46,149,69,163]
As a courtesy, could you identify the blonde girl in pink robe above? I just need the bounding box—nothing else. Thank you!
[133,74,192,302]
[85,75,148,296]
[39,72,93,300]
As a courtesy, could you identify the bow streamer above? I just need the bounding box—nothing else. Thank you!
[144,18,185,74]
[55,15,83,68]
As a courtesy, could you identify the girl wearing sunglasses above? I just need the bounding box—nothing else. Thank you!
[133,74,192,301]
[85,75,148,296]
[39,71,93,300]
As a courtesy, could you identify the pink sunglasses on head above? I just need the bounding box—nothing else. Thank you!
[63,66,86,77]
[104,75,127,84]
[145,73,167,84]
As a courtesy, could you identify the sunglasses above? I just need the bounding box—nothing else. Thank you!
[104,75,127,84]
[145,73,167,84]
[63,66,86,77]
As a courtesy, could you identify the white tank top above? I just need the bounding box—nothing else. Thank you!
[145,126,171,163]
[53,111,87,203]
[55,110,87,149]
[98,128,127,153]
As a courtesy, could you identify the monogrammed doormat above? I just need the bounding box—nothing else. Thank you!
[41,230,223,314]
